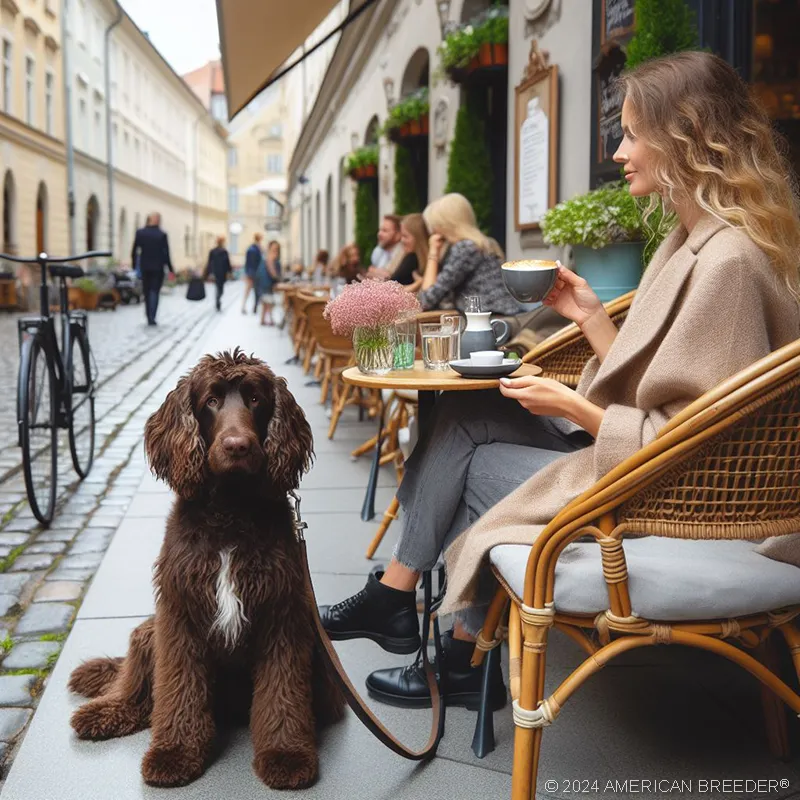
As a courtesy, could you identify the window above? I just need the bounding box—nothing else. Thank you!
[230,232,239,255]
[267,197,281,218]
[268,122,283,138]
[227,147,237,168]
[2,41,12,115]
[228,185,238,213]
[79,98,87,148]
[210,93,227,122]
[134,138,140,174]
[94,110,101,156]
[45,72,54,134]
[93,15,101,58]
[75,0,85,45]
[24,57,34,126]
[266,154,283,173]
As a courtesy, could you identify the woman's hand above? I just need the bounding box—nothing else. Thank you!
[543,262,603,327]
[499,375,605,436]
[428,234,446,262]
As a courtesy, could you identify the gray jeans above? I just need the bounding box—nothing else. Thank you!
[395,391,593,634]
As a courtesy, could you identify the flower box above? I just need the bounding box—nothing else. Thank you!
[478,42,507,68]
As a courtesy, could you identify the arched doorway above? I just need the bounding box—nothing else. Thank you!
[3,171,16,254]
[86,195,100,251]
[338,158,347,250]
[315,190,321,255]
[397,48,430,211]
[36,182,48,254]
[453,0,509,247]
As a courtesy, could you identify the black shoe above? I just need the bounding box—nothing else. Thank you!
[365,630,507,711]
[320,573,420,655]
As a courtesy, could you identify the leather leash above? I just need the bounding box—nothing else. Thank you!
[292,491,445,760]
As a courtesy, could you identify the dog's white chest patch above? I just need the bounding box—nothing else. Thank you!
[210,547,248,649]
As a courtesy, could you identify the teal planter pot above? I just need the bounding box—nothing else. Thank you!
[573,242,645,302]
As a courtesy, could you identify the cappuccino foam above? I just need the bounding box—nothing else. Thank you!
[502,259,557,271]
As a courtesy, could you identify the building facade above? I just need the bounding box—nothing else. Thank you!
[65,0,228,271]
[287,0,792,269]
[0,0,69,272]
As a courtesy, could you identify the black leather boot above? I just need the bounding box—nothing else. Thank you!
[320,573,421,655]
[365,630,507,710]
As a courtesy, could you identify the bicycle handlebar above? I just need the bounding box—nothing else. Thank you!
[0,250,112,264]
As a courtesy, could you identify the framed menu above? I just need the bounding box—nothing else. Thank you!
[514,42,559,232]
[601,0,635,45]
[595,44,627,165]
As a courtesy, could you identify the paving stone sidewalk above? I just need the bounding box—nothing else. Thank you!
[0,285,237,774]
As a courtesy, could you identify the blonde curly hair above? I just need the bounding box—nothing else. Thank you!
[619,51,800,299]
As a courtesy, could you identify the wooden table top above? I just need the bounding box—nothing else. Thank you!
[342,361,542,391]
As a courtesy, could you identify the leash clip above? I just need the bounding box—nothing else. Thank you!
[289,490,307,542]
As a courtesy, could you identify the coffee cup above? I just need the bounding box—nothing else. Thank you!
[501,259,558,303]
[470,350,504,367]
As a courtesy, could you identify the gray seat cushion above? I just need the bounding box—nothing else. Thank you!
[490,538,800,621]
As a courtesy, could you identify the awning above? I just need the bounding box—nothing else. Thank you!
[240,177,288,196]
[216,0,378,119]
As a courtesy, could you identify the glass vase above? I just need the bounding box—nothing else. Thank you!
[353,324,396,376]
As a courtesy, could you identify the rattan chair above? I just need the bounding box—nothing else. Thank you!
[473,337,800,799]
[521,290,635,386]
[303,300,354,406]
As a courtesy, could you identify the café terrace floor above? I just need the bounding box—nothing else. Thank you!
[1,297,798,800]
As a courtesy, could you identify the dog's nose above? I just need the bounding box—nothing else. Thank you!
[222,435,250,457]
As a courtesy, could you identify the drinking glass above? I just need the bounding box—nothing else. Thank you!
[393,317,416,370]
[419,323,452,371]
[463,296,482,313]
[440,314,463,361]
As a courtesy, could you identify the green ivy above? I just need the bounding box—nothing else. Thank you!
[394,145,420,216]
[445,99,493,234]
[355,182,379,267]
[625,0,699,69]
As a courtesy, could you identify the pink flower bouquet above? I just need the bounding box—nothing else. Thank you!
[323,279,420,337]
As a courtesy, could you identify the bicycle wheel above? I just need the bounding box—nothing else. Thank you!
[68,325,95,478]
[19,335,58,524]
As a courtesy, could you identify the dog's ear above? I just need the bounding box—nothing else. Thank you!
[144,375,206,499]
[264,376,314,493]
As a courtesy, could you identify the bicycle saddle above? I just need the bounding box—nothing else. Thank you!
[49,264,84,279]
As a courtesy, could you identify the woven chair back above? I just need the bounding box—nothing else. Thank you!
[616,343,800,541]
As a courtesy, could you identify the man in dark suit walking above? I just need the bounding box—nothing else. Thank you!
[131,212,174,326]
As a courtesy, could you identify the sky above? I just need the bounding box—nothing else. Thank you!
[120,0,221,76]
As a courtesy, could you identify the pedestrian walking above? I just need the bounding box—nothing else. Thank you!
[130,212,174,326]
[242,233,263,314]
[204,236,232,311]
[257,240,281,326]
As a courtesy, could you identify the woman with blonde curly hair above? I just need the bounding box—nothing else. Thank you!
[320,52,800,711]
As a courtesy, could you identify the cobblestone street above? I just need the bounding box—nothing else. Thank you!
[0,285,237,774]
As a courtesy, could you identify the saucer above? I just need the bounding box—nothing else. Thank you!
[449,359,521,379]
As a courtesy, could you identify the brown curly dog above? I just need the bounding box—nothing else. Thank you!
[68,348,345,789]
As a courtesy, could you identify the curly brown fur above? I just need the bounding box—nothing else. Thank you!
[68,350,344,789]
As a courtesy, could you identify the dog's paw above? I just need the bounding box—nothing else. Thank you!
[68,657,123,698]
[253,748,318,790]
[71,698,148,740]
[142,744,206,787]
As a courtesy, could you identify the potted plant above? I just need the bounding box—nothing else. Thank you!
[323,279,420,375]
[381,88,429,142]
[345,145,379,181]
[436,4,508,83]
[73,277,100,310]
[541,181,671,301]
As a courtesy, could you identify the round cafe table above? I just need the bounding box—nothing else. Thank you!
[342,360,543,521]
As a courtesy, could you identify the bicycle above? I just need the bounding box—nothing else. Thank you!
[1,250,111,524]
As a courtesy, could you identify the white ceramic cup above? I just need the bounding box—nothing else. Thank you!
[470,350,504,367]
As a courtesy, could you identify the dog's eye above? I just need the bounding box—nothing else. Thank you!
[250,395,259,406]
[206,397,219,408]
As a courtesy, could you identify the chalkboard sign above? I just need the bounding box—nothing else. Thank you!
[595,45,626,164]
[602,0,635,44]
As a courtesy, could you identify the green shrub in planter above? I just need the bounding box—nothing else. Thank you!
[345,145,379,177]
[625,0,699,69]
[436,4,508,76]
[74,277,100,294]
[394,145,420,216]
[445,100,492,234]
[381,88,429,137]
[355,182,379,266]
